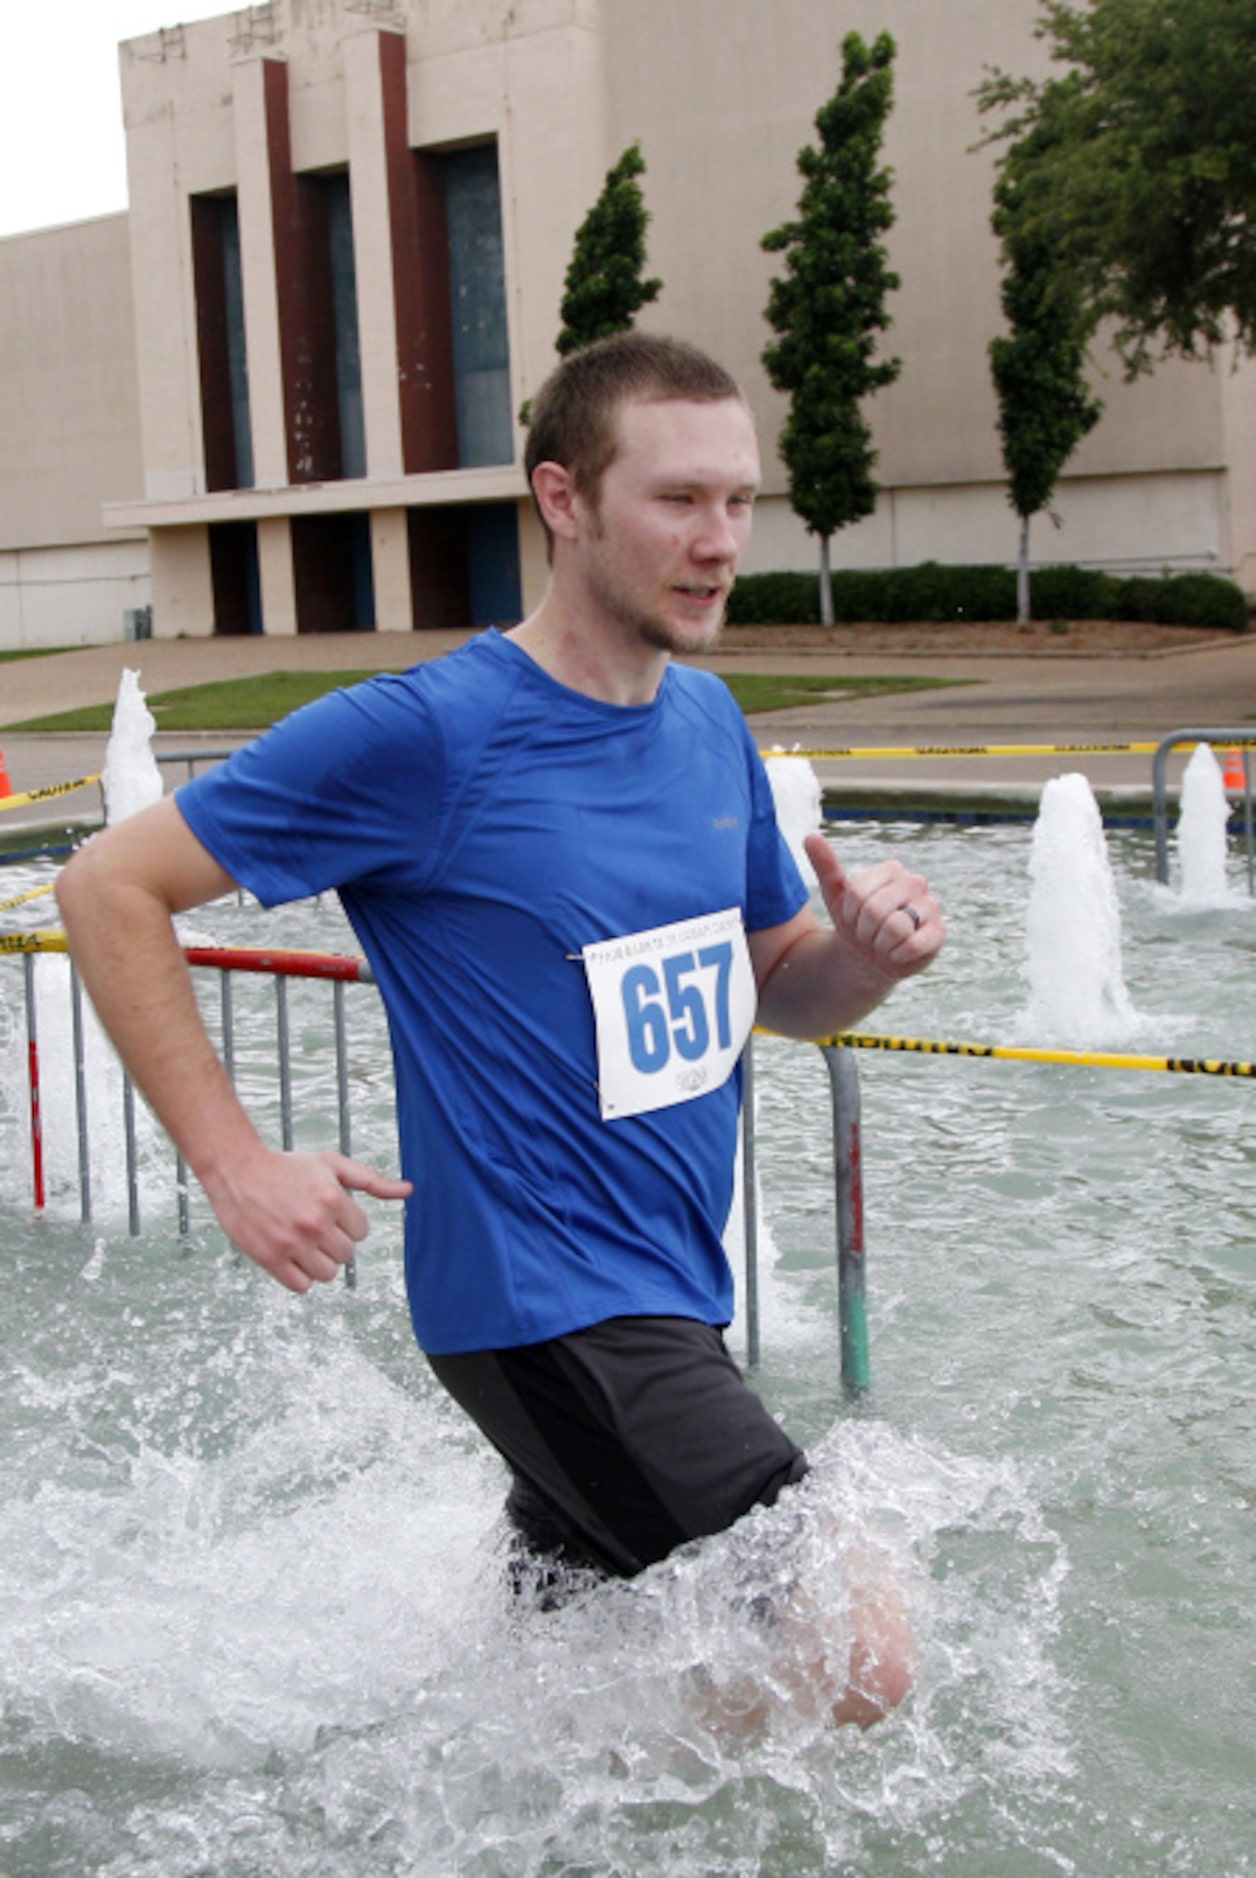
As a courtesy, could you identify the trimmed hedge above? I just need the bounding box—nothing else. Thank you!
[725,563,1249,631]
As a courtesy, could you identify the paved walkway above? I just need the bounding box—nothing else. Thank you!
[2,627,1255,834]
[726,632,1256,816]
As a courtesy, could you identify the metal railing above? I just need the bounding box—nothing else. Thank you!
[8,937,1256,1399]
[156,748,241,782]
[8,934,865,1385]
[15,936,372,1233]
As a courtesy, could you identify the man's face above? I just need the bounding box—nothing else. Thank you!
[573,396,761,657]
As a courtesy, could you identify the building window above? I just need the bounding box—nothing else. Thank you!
[466,502,521,624]
[324,172,366,480]
[407,501,521,631]
[209,521,262,634]
[292,511,376,632]
[191,193,254,491]
[283,168,366,484]
[392,136,511,475]
[440,144,512,469]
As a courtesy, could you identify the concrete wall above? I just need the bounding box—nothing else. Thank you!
[0,215,148,648]
[0,539,151,651]
[601,0,1240,585]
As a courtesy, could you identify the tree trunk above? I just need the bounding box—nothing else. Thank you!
[819,535,835,627]
[1017,513,1032,626]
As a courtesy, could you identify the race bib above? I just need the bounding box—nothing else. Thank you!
[582,908,755,1121]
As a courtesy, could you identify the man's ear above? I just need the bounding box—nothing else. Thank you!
[530,461,582,543]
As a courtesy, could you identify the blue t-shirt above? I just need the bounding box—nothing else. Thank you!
[178,631,808,1352]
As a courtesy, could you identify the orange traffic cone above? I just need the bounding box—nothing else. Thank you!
[0,748,11,799]
[1223,748,1247,791]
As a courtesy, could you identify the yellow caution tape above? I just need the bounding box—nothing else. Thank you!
[0,882,57,915]
[0,773,102,813]
[0,930,68,955]
[821,1030,1256,1078]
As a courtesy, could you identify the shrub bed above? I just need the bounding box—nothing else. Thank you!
[725,564,1249,631]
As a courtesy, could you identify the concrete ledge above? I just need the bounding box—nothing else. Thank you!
[823,779,1177,824]
[0,814,99,859]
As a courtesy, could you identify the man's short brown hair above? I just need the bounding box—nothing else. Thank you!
[524,332,743,545]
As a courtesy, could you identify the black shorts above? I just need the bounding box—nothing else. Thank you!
[428,1315,808,1581]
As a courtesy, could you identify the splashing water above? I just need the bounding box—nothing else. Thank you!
[3,820,1256,1874]
[0,1243,1070,1878]
[101,669,164,826]
[1175,742,1233,903]
[24,670,167,1215]
[1022,772,1138,1046]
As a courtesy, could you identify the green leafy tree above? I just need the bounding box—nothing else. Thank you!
[556,143,662,356]
[761,31,901,626]
[519,144,662,424]
[978,0,1256,374]
[990,126,1104,623]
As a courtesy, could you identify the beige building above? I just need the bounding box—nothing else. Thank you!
[2,0,1254,649]
[0,214,150,649]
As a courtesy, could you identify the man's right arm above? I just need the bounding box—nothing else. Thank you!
[55,796,410,1291]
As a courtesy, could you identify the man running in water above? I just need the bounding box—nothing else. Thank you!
[58,332,944,1727]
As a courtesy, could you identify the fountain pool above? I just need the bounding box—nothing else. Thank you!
[0,805,1254,1876]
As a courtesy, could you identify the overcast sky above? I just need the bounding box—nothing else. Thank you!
[0,2,231,240]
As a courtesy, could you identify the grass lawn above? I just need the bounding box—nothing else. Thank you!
[0,646,88,666]
[9,670,384,734]
[9,667,963,735]
[722,672,962,714]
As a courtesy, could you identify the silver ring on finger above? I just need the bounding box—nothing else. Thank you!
[901,903,923,931]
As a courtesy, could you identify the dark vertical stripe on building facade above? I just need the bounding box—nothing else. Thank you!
[190,196,241,493]
[262,59,342,485]
[378,32,458,475]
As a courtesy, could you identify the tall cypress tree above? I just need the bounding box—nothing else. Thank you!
[762,33,901,626]
[556,143,662,355]
[990,127,1103,624]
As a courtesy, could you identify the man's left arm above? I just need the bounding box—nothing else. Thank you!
[749,833,945,1041]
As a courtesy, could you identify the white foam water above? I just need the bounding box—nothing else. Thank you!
[4,799,1256,1875]
[1175,741,1235,904]
[0,1238,1070,1877]
[1021,772,1139,1046]
[11,672,169,1218]
[101,669,164,826]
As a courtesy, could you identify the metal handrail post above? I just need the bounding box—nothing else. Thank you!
[821,1042,870,1397]
[333,978,357,1291]
[276,977,294,1151]
[68,961,93,1225]
[24,952,44,1212]
[176,1151,190,1237]
[741,1037,760,1369]
[221,972,236,1085]
[123,1073,141,1236]
[333,980,351,1156]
